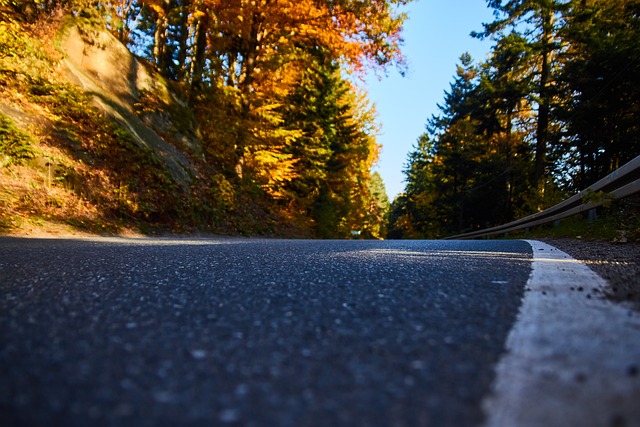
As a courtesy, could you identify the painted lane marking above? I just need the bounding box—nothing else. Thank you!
[483,240,640,427]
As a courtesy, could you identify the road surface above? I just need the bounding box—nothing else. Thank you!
[1,237,639,426]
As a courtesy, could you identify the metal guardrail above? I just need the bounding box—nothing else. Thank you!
[446,154,640,240]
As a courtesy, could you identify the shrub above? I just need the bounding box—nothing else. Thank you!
[0,113,37,164]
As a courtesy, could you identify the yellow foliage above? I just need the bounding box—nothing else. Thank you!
[248,148,299,199]
[149,4,165,15]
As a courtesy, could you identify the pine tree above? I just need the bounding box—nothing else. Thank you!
[474,0,567,185]
[367,171,390,239]
[559,0,640,188]
[471,31,534,219]
[281,49,383,238]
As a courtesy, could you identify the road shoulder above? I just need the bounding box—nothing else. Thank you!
[541,237,640,311]
[482,240,640,427]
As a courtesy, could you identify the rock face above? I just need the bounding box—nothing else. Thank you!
[58,24,199,188]
[60,25,144,109]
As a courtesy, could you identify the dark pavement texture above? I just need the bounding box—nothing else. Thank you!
[0,238,531,427]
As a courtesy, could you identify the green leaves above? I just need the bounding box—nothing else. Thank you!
[398,0,640,239]
[0,114,38,165]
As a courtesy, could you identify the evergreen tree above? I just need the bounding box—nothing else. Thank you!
[559,0,640,189]
[471,31,535,218]
[282,51,347,226]
[401,134,438,238]
[386,194,411,239]
[367,171,390,239]
[474,0,567,185]
[396,0,640,239]
[282,50,383,238]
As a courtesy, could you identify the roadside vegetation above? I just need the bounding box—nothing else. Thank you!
[0,1,397,237]
[389,0,640,240]
[511,196,640,243]
[2,1,637,241]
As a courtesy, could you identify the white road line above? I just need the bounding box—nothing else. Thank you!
[482,240,640,427]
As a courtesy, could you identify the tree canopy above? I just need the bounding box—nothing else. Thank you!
[391,0,640,239]
[2,0,403,237]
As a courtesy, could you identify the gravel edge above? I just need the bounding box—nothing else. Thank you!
[540,238,640,312]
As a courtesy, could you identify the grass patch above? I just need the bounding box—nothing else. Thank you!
[512,196,640,243]
[0,113,38,164]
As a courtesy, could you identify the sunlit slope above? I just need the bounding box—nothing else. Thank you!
[58,23,199,186]
[0,17,264,235]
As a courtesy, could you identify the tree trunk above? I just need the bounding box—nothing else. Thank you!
[237,11,263,95]
[175,0,191,82]
[153,13,168,72]
[505,107,514,213]
[233,9,266,178]
[189,10,208,101]
[534,7,554,184]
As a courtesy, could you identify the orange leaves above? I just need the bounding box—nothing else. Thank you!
[164,0,404,227]
[139,0,168,16]
[209,0,408,92]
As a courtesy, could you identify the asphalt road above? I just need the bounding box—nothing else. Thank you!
[0,237,532,427]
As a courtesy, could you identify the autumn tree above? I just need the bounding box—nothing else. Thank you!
[197,0,407,177]
[3,0,407,236]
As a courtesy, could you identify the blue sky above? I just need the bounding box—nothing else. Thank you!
[365,0,496,200]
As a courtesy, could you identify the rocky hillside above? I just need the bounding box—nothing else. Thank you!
[0,14,290,236]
